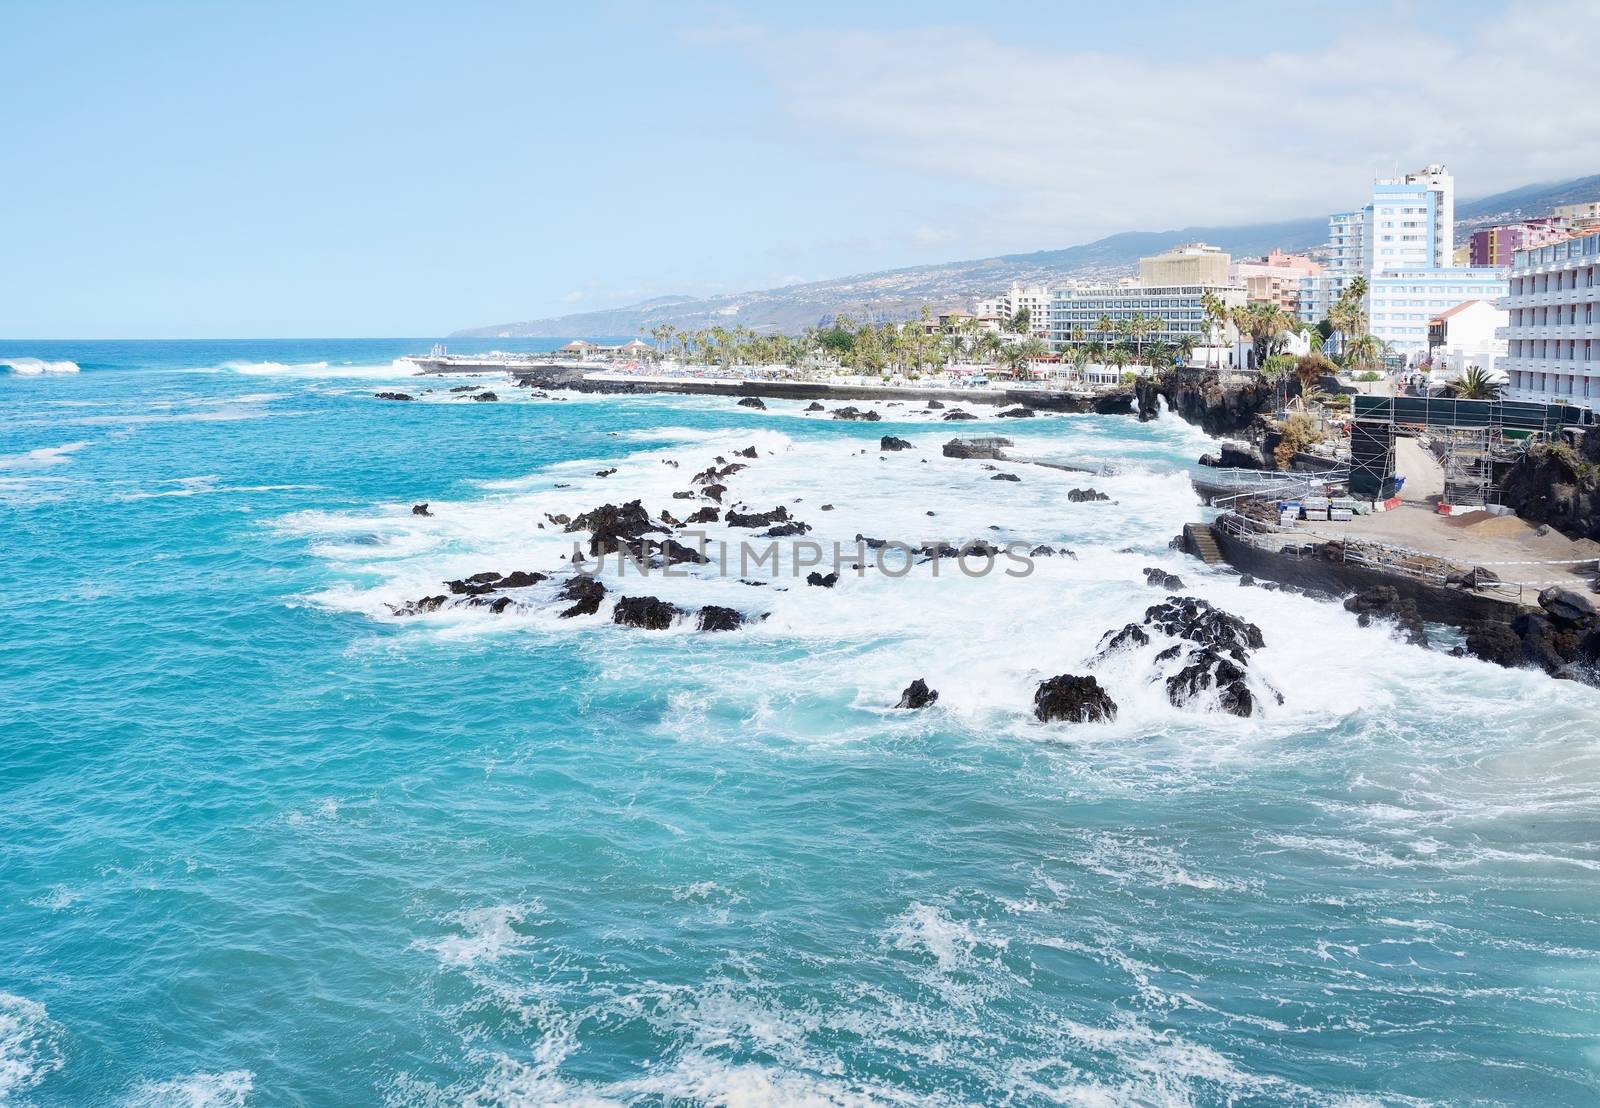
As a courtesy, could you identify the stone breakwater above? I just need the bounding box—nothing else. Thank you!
[504,364,1136,414]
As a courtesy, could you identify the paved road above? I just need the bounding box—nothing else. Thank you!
[1395,436,1444,503]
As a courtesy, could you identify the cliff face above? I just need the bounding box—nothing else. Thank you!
[1499,431,1600,542]
[1156,374,1275,436]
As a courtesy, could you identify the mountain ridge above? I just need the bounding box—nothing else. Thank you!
[451,173,1600,339]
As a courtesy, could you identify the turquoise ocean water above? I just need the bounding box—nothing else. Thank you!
[2,340,1598,1106]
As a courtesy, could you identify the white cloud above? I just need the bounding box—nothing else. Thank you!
[717,2,1600,248]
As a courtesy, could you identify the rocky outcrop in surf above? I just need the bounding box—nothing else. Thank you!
[375,392,414,401]
[880,436,914,452]
[1459,587,1600,683]
[613,595,682,630]
[1034,675,1117,723]
[831,406,881,422]
[896,678,939,709]
[737,396,767,410]
[1087,596,1275,718]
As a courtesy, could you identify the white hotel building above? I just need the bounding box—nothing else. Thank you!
[1500,231,1600,407]
[1299,164,1506,364]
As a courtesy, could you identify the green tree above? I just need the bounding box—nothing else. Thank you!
[1455,365,1504,400]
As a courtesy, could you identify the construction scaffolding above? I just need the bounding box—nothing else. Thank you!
[1437,427,1498,508]
[1349,395,1594,505]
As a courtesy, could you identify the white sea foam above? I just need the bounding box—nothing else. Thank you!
[279,403,1600,758]
[0,441,90,469]
[418,901,547,968]
[0,993,65,1101]
[0,357,79,375]
[217,358,420,380]
[124,1069,254,1107]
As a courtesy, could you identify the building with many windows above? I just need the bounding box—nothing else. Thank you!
[1369,268,1507,359]
[1499,231,1600,407]
[1298,210,1366,324]
[1469,219,1570,268]
[1299,164,1507,361]
[1553,200,1600,232]
[1230,249,1320,314]
[1139,243,1230,287]
[974,282,1052,338]
[1047,283,1246,354]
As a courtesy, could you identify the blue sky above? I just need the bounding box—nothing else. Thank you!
[2,0,1594,337]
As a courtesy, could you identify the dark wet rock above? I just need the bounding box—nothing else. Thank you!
[566,500,664,557]
[1034,674,1117,723]
[895,678,939,710]
[595,467,617,477]
[805,401,825,412]
[806,571,839,588]
[855,533,890,549]
[702,483,727,503]
[375,391,413,401]
[1166,648,1254,717]
[926,399,945,409]
[411,502,432,516]
[389,594,447,616]
[1238,574,1255,587]
[1143,567,1184,590]
[498,570,547,588]
[545,512,571,526]
[991,472,1021,482]
[697,605,746,632]
[831,406,882,422]
[737,396,767,410]
[449,384,481,393]
[660,510,681,527]
[997,406,1035,418]
[613,595,681,630]
[942,437,1012,460]
[1029,545,1076,559]
[819,504,834,511]
[487,596,514,614]
[1067,488,1110,503]
[736,446,759,459]
[1463,621,1522,667]
[557,574,607,618]
[762,521,812,537]
[685,506,720,524]
[672,490,696,500]
[1539,587,1597,628]
[662,459,679,468]
[726,506,791,528]
[880,436,914,452]
[1096,623,1150,657]
[942,409,978,421]
[653,538,710,565]
[1198,443,1266,470]
[1343,587,1426,646]
[1515,613,1581,673]
[446,571,502,596]
[473,391,500,402]
[1144,596,1265,662]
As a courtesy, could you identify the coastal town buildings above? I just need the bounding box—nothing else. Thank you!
[1425,299,1508,384]
[1047,282,1247,353]
[1229,249,1320,313]
[1300,164,1507,363]
[1469,218,1570,268]
[1499,230,1600,406]
[1140,243,1230,287]
[1553,200,1600,231]
[1298,210,1366,325]
[975,283,1052,337]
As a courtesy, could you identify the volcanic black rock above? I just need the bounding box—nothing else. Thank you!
[613,595,681,630]
[895,678,939,709]
[557,575,607,618]
[1034,675,1117,723]
[737,396,767,409]
[880,436,914,452]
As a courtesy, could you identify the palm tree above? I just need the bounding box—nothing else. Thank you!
[1175,334,1197,367]
[1107,342,1133,378]
[1455,365,1504,400]
[649,323,675,357]
[1201,290,1231,369]
[1095,314,1115,350]
[1232,302,1295,369]
[1292,353,1337,409]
